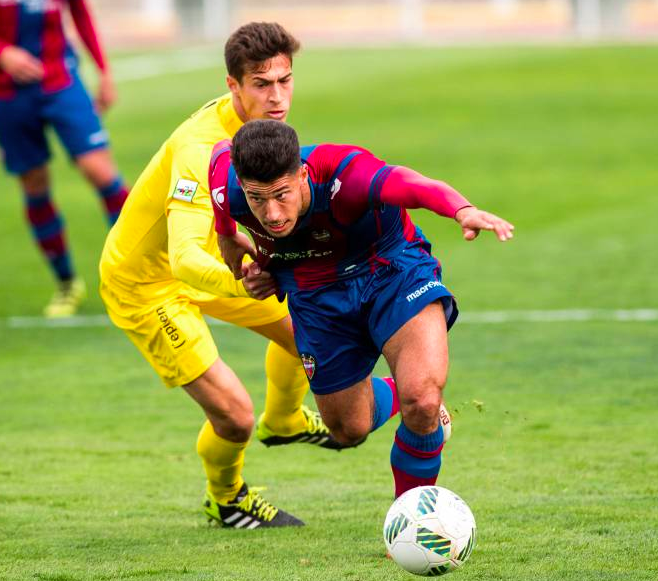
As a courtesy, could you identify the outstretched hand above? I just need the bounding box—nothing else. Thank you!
[455,207,514,242]
[219,232,256,279]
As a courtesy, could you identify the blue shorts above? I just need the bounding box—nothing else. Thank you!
[0,74,108,175]
[288,240,458,395]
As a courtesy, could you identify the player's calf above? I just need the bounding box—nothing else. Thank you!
[315,375,401,447]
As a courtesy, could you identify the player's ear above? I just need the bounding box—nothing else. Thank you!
[226,75,240,96]
[299,164,308,183]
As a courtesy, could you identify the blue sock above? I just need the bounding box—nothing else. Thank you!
[25,191,73,282]
[97,176,128,226]
[371,377,399,432]
[391,421,444,498]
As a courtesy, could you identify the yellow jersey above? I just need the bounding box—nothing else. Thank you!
[100,93,244,304]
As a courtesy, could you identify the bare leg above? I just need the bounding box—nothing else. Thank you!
[183,357,253,504]
[382,301,448,435]
[75,148,128,224]
[383,300,450,497]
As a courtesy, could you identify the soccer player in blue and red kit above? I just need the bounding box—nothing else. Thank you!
[0,0,128,317]
[209,120,515,499]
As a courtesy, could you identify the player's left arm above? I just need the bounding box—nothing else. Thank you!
[167,208,250,298]
[68,0,115,112]
[165,142,250,299]
[379,166,515,242]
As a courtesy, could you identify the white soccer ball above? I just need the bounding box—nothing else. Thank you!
[383,486,477,576]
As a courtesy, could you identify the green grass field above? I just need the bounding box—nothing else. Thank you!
[1,45,657,580]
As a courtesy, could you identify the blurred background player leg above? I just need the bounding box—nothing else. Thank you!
[19,164,87,318]
[56,74,130,227]
[0,89,87,319]
[40,74,128,317]
[76,148,129,227]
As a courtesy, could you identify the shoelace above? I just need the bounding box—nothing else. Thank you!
[238,487,278,522]
[302,408,329,436]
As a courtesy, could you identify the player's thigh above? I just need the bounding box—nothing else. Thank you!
[0,91,50,175]
[287,284,379,396]
[196,291,289,328]
[247,315,297,357]
[45,75,109,163]
[193,281,296,355]
[117,296,219,389]
[382,300,448,428]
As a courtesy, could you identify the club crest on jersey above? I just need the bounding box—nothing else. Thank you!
[330,178,342,199]
[211,186,225,207]
[172,179,198,202]
[300,354,316,380]
[311,229,331,242]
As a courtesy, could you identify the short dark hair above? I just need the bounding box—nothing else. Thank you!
[224,22,301,82]
[232,120,301,183]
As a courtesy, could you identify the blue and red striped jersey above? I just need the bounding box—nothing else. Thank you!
[0,0,106,99]
[209,142,427,292]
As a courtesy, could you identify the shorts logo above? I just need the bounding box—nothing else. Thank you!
[405,280,445,303]
[156,306,186,349]
[88,129,108,146]
[172,178,199,203]
[300,353,316,380]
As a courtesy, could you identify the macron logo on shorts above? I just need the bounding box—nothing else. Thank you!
[88,129,108,146]
[406,280,444,303]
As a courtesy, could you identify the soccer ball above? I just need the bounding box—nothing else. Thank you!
[383,486,477,576]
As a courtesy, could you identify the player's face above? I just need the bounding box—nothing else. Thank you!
[228,54,294,122]
[241,165,309,238]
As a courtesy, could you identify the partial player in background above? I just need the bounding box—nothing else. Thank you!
[211,120,514,499]
[100,22,345,530]
[0,0,128,318]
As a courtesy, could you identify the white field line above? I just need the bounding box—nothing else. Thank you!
[3,309,657,330]
[111,48,219,82]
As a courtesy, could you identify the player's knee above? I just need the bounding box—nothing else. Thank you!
[328,419,370,447]
[213,411,254,442]
[20,166,49,194]
[206,392,254,441]
[400,378,444,434]
[76,150,116,187]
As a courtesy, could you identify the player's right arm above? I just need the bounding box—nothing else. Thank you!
[68,0,114,111]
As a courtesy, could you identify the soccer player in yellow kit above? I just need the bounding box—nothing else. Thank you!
[100,23,341,529]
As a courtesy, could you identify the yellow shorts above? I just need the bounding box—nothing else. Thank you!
[100,277,288,388]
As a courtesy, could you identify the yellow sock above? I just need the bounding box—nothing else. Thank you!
[262,341,309,436]
[196,420,247,504]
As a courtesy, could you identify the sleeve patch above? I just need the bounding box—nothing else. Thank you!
[172,178,199,203]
